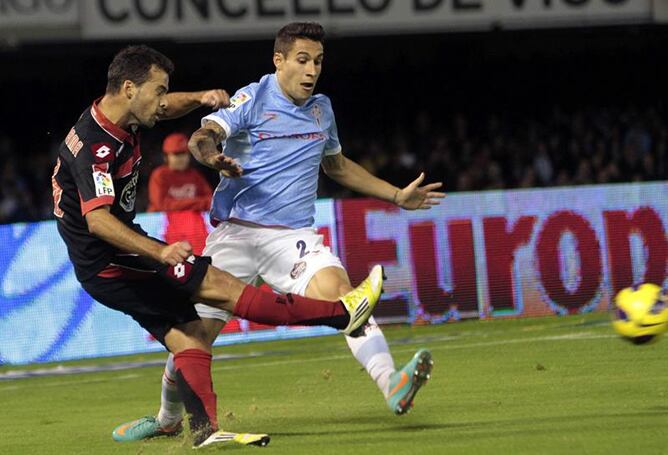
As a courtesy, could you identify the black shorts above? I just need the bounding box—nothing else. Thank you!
[81,255,211,347]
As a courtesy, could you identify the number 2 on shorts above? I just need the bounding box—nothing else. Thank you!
[296,240,309,258]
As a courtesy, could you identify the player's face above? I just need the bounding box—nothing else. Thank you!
[166,152,190,171]
[274,38,323,106]
[129,65,169,128]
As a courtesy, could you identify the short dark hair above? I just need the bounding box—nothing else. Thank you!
[106,45,174,94]
[274,22,325,56]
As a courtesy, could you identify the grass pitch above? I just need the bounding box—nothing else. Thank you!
[1,313,667,454]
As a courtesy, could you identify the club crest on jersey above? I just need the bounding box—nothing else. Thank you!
[227,92,251,112]
[92,142,114,162]
[290,260,307,279]
[93,171,114,197]
[119,170,138,212]
[310,104,322,127]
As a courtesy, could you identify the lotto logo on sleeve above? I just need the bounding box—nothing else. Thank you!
[93,171,115,197]
[91,142,114,162]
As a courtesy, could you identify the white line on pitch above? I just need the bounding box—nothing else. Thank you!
[0,332,613,391]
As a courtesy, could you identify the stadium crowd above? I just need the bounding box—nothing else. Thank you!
[0,103,663,224]
[323,104,666,198]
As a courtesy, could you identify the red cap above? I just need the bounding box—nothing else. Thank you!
[162,133,189,154]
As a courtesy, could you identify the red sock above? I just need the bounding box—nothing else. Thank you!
[234,285,349,329]
[173,349,218,442]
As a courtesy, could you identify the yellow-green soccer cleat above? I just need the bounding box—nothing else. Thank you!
[340,265,385,337]
[194,429,271,449]
[112,416,182,442]
[386,349,433,415]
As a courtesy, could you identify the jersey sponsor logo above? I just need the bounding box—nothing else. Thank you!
[92,142,114,162]
[227,91,251,112]
[257,131,326,141]
[65,128,83,157]
[288,132,326,141]
[119,170,138,212]
[262,112,279,121]
[93,171,115,197]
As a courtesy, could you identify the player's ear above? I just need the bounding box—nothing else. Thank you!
[273,52,284,71]
[122,80,136,99]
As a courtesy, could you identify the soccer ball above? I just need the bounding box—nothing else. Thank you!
[612,283,668,345]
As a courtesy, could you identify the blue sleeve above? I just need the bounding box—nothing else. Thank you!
[201,87,255,139]
[323,99,341,156]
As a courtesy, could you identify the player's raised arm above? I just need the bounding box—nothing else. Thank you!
[188,120,243,177]
[321,153,445,210]
[160,89,231,120]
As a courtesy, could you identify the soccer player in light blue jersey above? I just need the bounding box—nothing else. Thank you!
[113,22,444,441]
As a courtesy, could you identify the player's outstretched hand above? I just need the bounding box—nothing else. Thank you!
[200,89,231,110]
[396,172,446,210]
[160,241,193,266]
[203,153,243,178]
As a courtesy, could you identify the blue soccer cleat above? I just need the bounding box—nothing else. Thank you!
[112,416,182,442]
[386,349,433,415]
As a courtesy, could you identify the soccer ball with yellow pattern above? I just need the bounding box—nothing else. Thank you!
[612,283,668,345]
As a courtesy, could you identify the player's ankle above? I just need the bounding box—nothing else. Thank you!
[157,414,182,430]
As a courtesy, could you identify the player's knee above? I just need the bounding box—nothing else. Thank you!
[165,322,211,353]
[203,267,238,294]
[306,267,352,300]
[201,318,226,344]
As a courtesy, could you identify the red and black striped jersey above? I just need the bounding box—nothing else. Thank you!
[52,99,145,281]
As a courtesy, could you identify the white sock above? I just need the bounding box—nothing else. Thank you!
[156,353,184,428]
[345,316,396,398]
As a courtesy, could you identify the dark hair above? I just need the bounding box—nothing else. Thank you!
[274,22,325,56]
[105,45,174,93]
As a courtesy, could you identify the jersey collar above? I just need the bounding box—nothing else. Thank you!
[270,73,314,110]
[91,97,134,144]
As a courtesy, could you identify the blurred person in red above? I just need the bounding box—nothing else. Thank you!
[149,132,213,254]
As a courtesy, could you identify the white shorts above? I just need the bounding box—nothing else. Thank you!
[195,221,345,321]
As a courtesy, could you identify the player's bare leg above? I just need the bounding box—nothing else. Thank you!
[201,317,226,345]
[305,266,354,299]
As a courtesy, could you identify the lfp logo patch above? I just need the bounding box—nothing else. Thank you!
[227,92,251,112]
[93,171,114,197]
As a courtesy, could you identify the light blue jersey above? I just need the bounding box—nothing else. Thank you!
[202,73,341,228]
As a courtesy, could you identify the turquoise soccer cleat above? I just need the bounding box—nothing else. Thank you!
[386,349,433,415]
[112,416,182,442]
